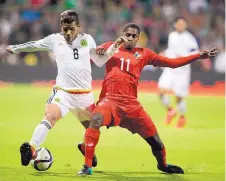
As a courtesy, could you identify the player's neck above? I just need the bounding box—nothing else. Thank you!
[177,30,186,34]
[65,34,79,44]
[121,46,134,52]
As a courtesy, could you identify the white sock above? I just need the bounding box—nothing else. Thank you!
[177,100,186,116]
[160,94,170,108]
[30,119,52,149]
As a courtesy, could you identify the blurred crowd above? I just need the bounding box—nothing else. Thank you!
[0,0,225,73]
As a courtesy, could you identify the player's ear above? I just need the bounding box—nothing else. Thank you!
[77,23,81,27]
[77,25,82,33]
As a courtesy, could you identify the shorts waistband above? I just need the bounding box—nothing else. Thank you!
[54,86,91,94]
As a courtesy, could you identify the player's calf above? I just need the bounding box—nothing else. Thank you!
[145,134,184,174]
[78,143,98,167]
[20,142,35,166]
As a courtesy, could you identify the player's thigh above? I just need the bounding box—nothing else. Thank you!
[158,69,173,91]
[121,107,157,138]
[70,92,95,122]
[172,75,190,97]
[92,99,119,127]
[46,88,70,118]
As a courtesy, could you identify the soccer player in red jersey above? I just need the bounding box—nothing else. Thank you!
[77,23,217,176]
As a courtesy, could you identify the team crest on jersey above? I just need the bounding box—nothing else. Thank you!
[54,98,61,103]
[134,52,141,59]
[80,39,88,47]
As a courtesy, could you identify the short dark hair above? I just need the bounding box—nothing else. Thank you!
[60,10,79,25]
[123,23,140,34]
[174,16,187,23]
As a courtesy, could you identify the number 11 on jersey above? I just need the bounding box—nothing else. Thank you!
[120,58,130,71]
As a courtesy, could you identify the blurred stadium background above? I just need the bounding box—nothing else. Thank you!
[0,1,225,181]
[0,0,225,84]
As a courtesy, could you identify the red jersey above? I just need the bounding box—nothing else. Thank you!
[98,42,200,100]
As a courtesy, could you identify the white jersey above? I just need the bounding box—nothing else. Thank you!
[158,31,198,97]
[10,33,110,92]
[166,30,199,73]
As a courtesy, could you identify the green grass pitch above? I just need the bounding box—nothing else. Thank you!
[0,85,224,181]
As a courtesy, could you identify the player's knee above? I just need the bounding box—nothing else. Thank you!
[81,120,90,129]
[90,113,103,129]
[145,133,164,150]
[159,92,164,98]
[176,96,183,103]
[159,88,168,95]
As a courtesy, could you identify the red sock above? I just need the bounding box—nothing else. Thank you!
[85,128,100,167]
[81,142,85,153]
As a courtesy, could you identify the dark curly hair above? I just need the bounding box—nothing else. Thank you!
[60,10,79,25]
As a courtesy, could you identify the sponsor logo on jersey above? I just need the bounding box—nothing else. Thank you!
[80,39,88,47]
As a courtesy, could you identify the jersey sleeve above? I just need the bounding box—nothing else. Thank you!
[88,34,96,49]
[187,34,199,54]
[144,48,200,68]
[10,34,54,53]
[90,42,116,67]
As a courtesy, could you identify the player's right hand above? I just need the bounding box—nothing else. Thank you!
[96,47,105,55]
[113,36,128,49]
[6,46,14,54]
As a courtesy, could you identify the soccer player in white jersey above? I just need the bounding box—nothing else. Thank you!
[158,17,211,128]
[6,10,121,167]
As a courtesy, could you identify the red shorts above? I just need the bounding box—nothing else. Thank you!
[92,97,157,138]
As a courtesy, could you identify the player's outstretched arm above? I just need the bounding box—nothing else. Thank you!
[90,37,128,67]
[6,35,53,54]
[149,47,217,68]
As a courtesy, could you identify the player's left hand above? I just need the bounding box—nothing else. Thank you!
[96,47,105,55]
[114,36,128,49]
[199,47,218,59]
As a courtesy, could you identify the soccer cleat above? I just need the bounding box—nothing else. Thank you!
[175,116,186,128]
[77,165,92,176]
[20,142,33,166]
[164,108,177,125]
[158,164,184,174]
[78,143,98,167]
